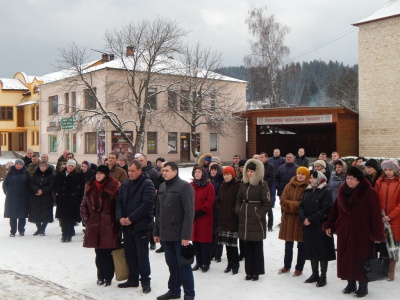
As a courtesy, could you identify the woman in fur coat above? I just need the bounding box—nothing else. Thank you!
[299,171,336,288]
[278,166,310,277]
[29,160,55,236]
[236,159,270,281]
[322,167,385,298]
[80,165,121,286]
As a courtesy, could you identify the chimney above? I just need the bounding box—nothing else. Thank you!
[126,46,134,57]
[109,54,115,61]
[102,53,109,62]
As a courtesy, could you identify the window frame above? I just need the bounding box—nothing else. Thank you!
[168,132,178,153]
[49,95,58,115]
[85,132,97,154]
[148,88,157,110]
[49,134,58,153]
[0,106,13,121]
[84,88,97,110]
[210,133,218,152]
[147,132,157,154]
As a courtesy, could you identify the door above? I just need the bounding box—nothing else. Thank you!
[180,132,190,162]
[17,107,24,127]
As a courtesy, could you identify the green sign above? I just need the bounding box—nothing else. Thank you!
[61,118,74,129]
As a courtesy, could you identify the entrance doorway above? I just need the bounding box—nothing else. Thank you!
[180,133,190,162]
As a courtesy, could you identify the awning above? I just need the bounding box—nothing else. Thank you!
[16,100,38,106]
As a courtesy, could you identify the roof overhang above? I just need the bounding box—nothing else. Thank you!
[16,100,38,106]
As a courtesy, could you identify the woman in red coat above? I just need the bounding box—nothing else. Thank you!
[80,165,121,287]
[374,159,400,281]
[322,167,385,298]
[191,166,215,272]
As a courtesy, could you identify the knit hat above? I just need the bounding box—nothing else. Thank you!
[238,159,247,167]
[15,159,24,166]
[381,159,399,174]
[310,170,327,187]
[313,160,326,169]
[246,162,257,171]
[365,158,380,171]
[67,159,76,167]
[223,166,235,178]
[297,166,310,179]
[204,157,211,163]
[96,165,110,177]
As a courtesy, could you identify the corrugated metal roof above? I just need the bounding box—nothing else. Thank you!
[0,78,28,90]
[353,0,400,26]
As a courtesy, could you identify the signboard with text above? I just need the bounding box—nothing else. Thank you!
[257,114,332,125]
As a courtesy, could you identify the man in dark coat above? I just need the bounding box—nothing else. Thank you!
[115,160,155,294]
[154,162,195,300]
[295,148,309,168]
[275,153,299,197]
[22,149,33,167]
[268,148,285,207]
[259,152,275,231]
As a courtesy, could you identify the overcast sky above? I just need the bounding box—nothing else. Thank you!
[0,0,389,78]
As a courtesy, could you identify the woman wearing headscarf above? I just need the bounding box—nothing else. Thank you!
[313,160,330,183]
[374,159,400,281]
[236,159,270,281]
[3,159,31,237]
[191,166,215,272]
[29,160,55,236]
[327,159,347,201]
[81,165,121,286]
[278,166,310,277]
[299,171,336,287]
[323,167,384,298]
[81,161,96,184]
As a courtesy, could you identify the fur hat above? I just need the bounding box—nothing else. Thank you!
[381,159,399,174]
[67,159,76,167]
[96,165,110,177]
[313,160,326,169]
[180,243,195,266]
[223,166,235,178]
[365,158,380,171]
[238,159,247,167]
[297,166,310,179]
[346,166,365,181]
[15,159,24,166]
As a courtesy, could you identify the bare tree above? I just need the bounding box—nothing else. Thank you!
[326,68,358,110]
[54,17,188,153]
[244,7,290,107]
[165,43,245,157]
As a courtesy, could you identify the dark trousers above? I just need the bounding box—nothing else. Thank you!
[239,239,245,259]
[226,245,239,268]
[267,207,273,229]
[123,227,151,286]
[163,241,195,297]
[271,182,277,207]
[244,240,265,275]
[36,222,48,233]
[95,248,115,281]
[193,241,211,267]
[59,218,75,238]
[210,230,223,260]
[10,218,26,235]
[284,241,305,271]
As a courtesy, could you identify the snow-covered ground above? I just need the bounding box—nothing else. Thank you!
[0,158,397,299]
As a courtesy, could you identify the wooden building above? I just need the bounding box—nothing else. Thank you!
[241,107,358,158]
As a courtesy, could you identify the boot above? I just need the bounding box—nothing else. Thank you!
[316,261,328,287]
[388,259,396,281]
[304,259,319,283]
[354,282,368,298]
[224,262,232,273]
[231,262,239,275]
[342,280,357,294]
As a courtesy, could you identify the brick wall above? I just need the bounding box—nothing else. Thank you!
[358,17,400,157]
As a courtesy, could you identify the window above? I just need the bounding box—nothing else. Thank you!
[168,91,177,110]
[148,88,157,110]
[0,107,13,120]
[210,93,216,111]
[72,133,77,153]
[168,132,178,153]
[65,134,70,151]
[31,105,39,120]
[192,91,202,109]
[85,132,97,154]
[64,93,70,113]
[85,88,97,110]
[0,133,7,145]
[71,91,77,112]
[49,134,57,152]
[180,90,190,111]
[147,132,157,154]
[31,131,39,145]
[210,133,218,151]
[194,133,201,153]
[49,95,58,115]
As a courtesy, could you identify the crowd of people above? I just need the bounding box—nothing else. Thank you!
[2,147,400,299]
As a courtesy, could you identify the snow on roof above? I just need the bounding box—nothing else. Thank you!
[41,56,247,85]
[0,78,28,90]
[353,0,400,26]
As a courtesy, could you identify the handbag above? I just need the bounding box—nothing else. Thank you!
[363,245,390,282]
[112,248,129,281]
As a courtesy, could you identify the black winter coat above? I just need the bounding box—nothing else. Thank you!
[263,162,275,189]
[275,163,299,196]
[29,167,55,224]
[217,178,240,232]
[3,166,31,218]
[299,184,336,261]
[115,173,155,232]
[54,169,85,221]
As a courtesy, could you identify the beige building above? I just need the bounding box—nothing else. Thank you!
[354,1,400,157]
[0,72,42,153]
[39,55,247,165]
